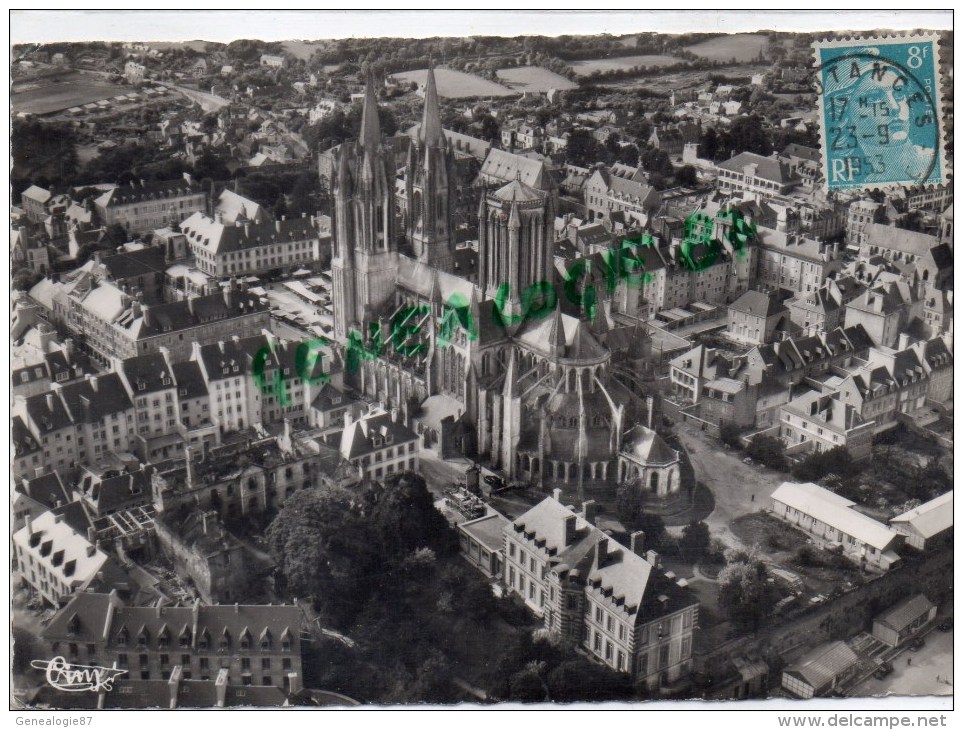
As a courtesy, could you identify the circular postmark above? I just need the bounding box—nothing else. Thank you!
[812,49,942,189]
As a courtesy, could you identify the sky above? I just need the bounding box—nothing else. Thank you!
[9,9,953,44]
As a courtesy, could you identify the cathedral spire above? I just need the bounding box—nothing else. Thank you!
[546,304,566,356]
[359,69,382,153]
[419,63,444,147]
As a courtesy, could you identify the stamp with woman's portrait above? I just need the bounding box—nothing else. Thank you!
[813,35,946,191]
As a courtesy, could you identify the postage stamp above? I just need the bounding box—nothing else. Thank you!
[813,35,946,191]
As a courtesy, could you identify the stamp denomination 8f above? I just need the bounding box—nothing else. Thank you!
[814,35,945,191]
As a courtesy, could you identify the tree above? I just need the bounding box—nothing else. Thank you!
[675,164,698,187]
[791,446,857,483]
[679,521,711,564]
[546,659,635,702]
[12,268,43,292]
[719,421,743,449]
[697,127,720,161]
[615,483,667,548]
[746,434,787,471]
[565,128,603,167]
[718,559,780,631]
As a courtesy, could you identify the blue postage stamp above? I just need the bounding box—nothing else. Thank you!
[813,35,946,191]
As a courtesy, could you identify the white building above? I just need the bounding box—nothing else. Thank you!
[889,491,953,550]
[770,482,901,571]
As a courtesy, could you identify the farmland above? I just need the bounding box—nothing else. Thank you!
[282,40,324,61]
[569,54,682,76]
[684,33,770,63]
[12,72,121,116]
[392,68,516,99]
[495,66,577,93]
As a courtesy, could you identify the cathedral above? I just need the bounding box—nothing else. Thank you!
[329,68,681,501]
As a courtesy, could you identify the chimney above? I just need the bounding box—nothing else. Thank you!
[646,395,655,430]
[276,219,281,233]
[90,376,99,393]
[563,514,578,546]
[86,544,97,557]
[54,512,64,525]
[582,500,597,523]
[244,222,250,238]
[552,488,562,502]
[24,515,32,535]
[46,392,55,411]
[187,296,196,316]
[201,511,210,535]
[646,549,660,568]
[630,531,646,556]
[390,407,398,423]
[594,536,609,570]
[214,668,228,708]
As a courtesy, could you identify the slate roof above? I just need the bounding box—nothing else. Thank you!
[121,352,175,395]
[179,212,318,256]
[95,179,202,208]
[785,641,859,691]
[57,374,134,424]
[172,361,209,399]
[781,143,821,163]
[771,481,897,550]
[622,425,679,465]
[478,148,553,191]
[100,247,167,281]
[119,289,268,338]
[17,472,70,509]
[864,223,938,258]
[875,594,935,632]
[22,185,52,204]
[340,412,419,460]
[729,290,785,318]
[12,416,41,457]
[890,492,953,540]
[717,152,799,185]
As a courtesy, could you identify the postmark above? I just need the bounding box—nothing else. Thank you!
[813,35,946,191]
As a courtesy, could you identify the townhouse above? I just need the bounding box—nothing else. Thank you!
[753,226,842,295]
[726,290,787,345]
[12,511,129,607]
[42,592,302,689]
[584,168,662,230]
[778,390,875,461]
[504,493,699,689]
[338,410,420,481]
[93,179,207,234]
[844,282,920,349]
[180,212,325,278]
[715,152,801,201]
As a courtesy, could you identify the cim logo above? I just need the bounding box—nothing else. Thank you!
[31,656,128,693]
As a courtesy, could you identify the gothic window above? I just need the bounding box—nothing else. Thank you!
[650,472,659,493]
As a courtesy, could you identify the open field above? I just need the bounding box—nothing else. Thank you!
[495,66,577,93]
[146,40,209,53]
[570,54,681,76]
[282,40,324,60]
[392,68,516,98]
[685,33,769,63]
[12,71,120,115]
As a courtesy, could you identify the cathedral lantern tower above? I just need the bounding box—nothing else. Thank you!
[478,176,554,324]
[406,64,457,272]
[330,71,399,341]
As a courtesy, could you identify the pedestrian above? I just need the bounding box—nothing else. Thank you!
[751,494,755,502]
[907,657,912,666]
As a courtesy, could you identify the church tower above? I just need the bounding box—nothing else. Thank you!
[330,71,398,341]
[478,177,555,325]
[405,65,457,271]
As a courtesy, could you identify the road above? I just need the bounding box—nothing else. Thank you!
[850,629,953,698]
[158,82,230,112]
[674,422,786,550]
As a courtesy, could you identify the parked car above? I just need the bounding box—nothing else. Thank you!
[909,637,925,652]
[484,474,505,489]
[937,618,952,632]
[742,457,753,465]
[874,662,894,679]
